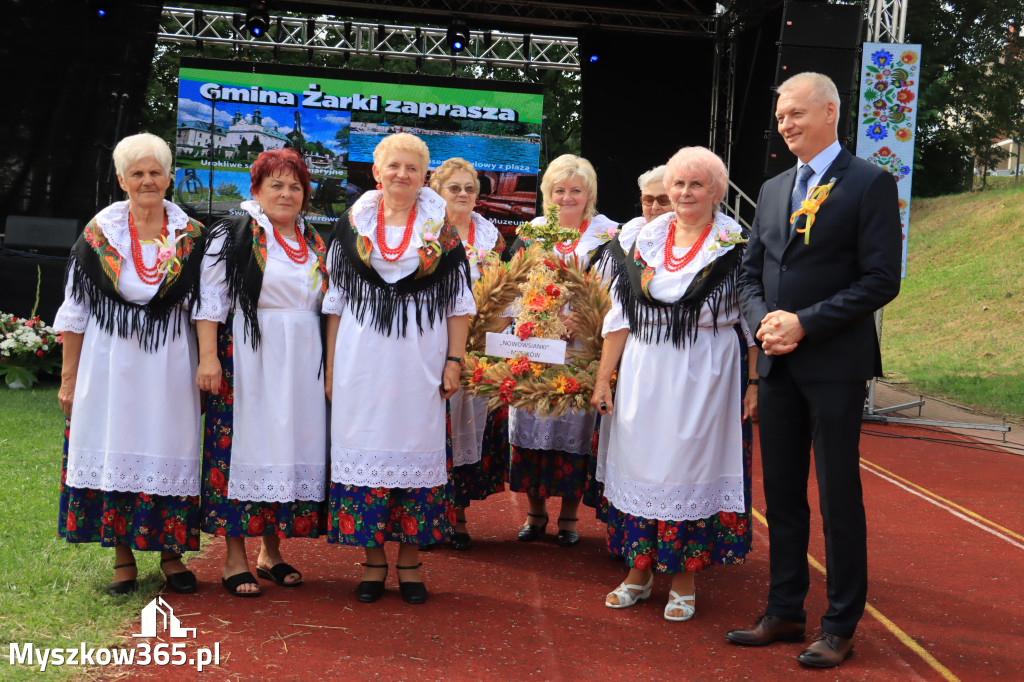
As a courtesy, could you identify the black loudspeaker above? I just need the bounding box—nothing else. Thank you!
[3,216,80,252]
[780,0,863,48]
[776,46,860,95]
[763,1,863,178]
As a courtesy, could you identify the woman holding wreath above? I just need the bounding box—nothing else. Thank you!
[591,146,757,621]
[194,148,329,597]
[56,133,206,596]
[507,153,618,547]
[430,157,508,551]
[324,134,473,603]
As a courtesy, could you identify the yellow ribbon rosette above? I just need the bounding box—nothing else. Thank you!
[790,177,836,245]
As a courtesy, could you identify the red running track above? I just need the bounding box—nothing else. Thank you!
[99,423,1023,681]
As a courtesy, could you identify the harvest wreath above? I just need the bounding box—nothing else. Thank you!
[460,206,613,418]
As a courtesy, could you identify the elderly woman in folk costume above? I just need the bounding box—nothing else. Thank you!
[590,147,757,621]
[584,163,673,522]
[55,133,206,596]
[325,133,473,604]
[506,153,618,547]
[429,157,508,550]
[194,148,329,597]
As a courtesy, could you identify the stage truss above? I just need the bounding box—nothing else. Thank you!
[158,5,584,71]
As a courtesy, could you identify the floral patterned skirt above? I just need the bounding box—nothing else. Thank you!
[605,413,754,573]
[58,420,201,553]
[326,484,454,547]
[507,444,590,500]
[450,406,508,508]
[200,319,327,539]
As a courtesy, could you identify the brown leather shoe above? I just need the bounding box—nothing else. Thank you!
[796,633,854,668]
[725,614,806,646]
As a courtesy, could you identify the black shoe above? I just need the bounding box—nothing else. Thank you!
[107,561,138,597]
[356,563,387,603]
[161,554,197,594]
[221,571,261,598]
[450,531,472,551]
[556,517,580,547]
[396,563,427,604]
[256,562,302,587]
[517,512,548,542]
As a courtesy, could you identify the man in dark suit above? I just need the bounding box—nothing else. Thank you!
[727,72,902,668]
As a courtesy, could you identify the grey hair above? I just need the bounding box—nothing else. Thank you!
[637,165,667,192]
[777,72,840,110]
[113,133,173,177]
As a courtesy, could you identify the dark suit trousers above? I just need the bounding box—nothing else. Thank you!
[759,359,868,639]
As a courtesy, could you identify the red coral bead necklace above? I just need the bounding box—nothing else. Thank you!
[376,197,417,261]
[663,219,712,272]
[272,221,309,264]
[128,210,168,285]
[555,219,589,255]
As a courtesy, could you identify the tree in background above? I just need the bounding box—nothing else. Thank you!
[907,0,1024,195]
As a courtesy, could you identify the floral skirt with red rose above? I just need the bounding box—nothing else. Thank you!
[199,321,327,539]
[58,420,201,553]
[605,415,754,573]
[507,445,590,500]
[450,406,509,508]
[326,484,455,547]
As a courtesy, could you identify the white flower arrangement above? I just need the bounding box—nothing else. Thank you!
[0,312,62,388]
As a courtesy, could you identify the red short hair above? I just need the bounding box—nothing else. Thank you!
[250,148,313,212]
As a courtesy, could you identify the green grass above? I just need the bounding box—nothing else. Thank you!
[882,183,1024,420]
[0,383,175,680]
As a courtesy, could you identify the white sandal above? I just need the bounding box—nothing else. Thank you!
[664,589,696,621]
[605,573,654,609]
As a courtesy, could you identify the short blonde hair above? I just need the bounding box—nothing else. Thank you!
[664,147,729,205]
[429,157,479,194]
[372,132,430,174]
[113,133,172,177]
[777,72,840,110]
[540,154,598,220]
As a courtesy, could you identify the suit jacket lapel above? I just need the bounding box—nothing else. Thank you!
[778,166,797,246]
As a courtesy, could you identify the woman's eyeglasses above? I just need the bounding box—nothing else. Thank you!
[640,194,671,207]
[445,184,478,195]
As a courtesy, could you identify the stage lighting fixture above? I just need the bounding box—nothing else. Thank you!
[447,20,470,54]
[589,54,599,63]
[245,1,270,38]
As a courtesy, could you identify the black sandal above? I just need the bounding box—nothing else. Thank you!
[161,554,197,594]
[557,517,581,547]
[356,563,388,603]
[396,562,427,604]
[221,571,261,597]
[517,512,549,542]
[108,561,138,597]
[256,562,302,587]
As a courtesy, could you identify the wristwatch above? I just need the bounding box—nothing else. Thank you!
[446,355,465,366]
[747,379,760,386]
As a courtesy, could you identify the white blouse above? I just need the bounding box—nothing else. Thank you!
[325,188,475,488]
[194,202,327,502]
[599,211,751,521]
[55,200,201,497]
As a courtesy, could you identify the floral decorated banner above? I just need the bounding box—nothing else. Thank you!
[855,42,922,278]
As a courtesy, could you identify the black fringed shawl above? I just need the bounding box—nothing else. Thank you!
[608,228,746,348]
[329,210,471,338]
[213,213,328,349]
[65,213,206,352]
